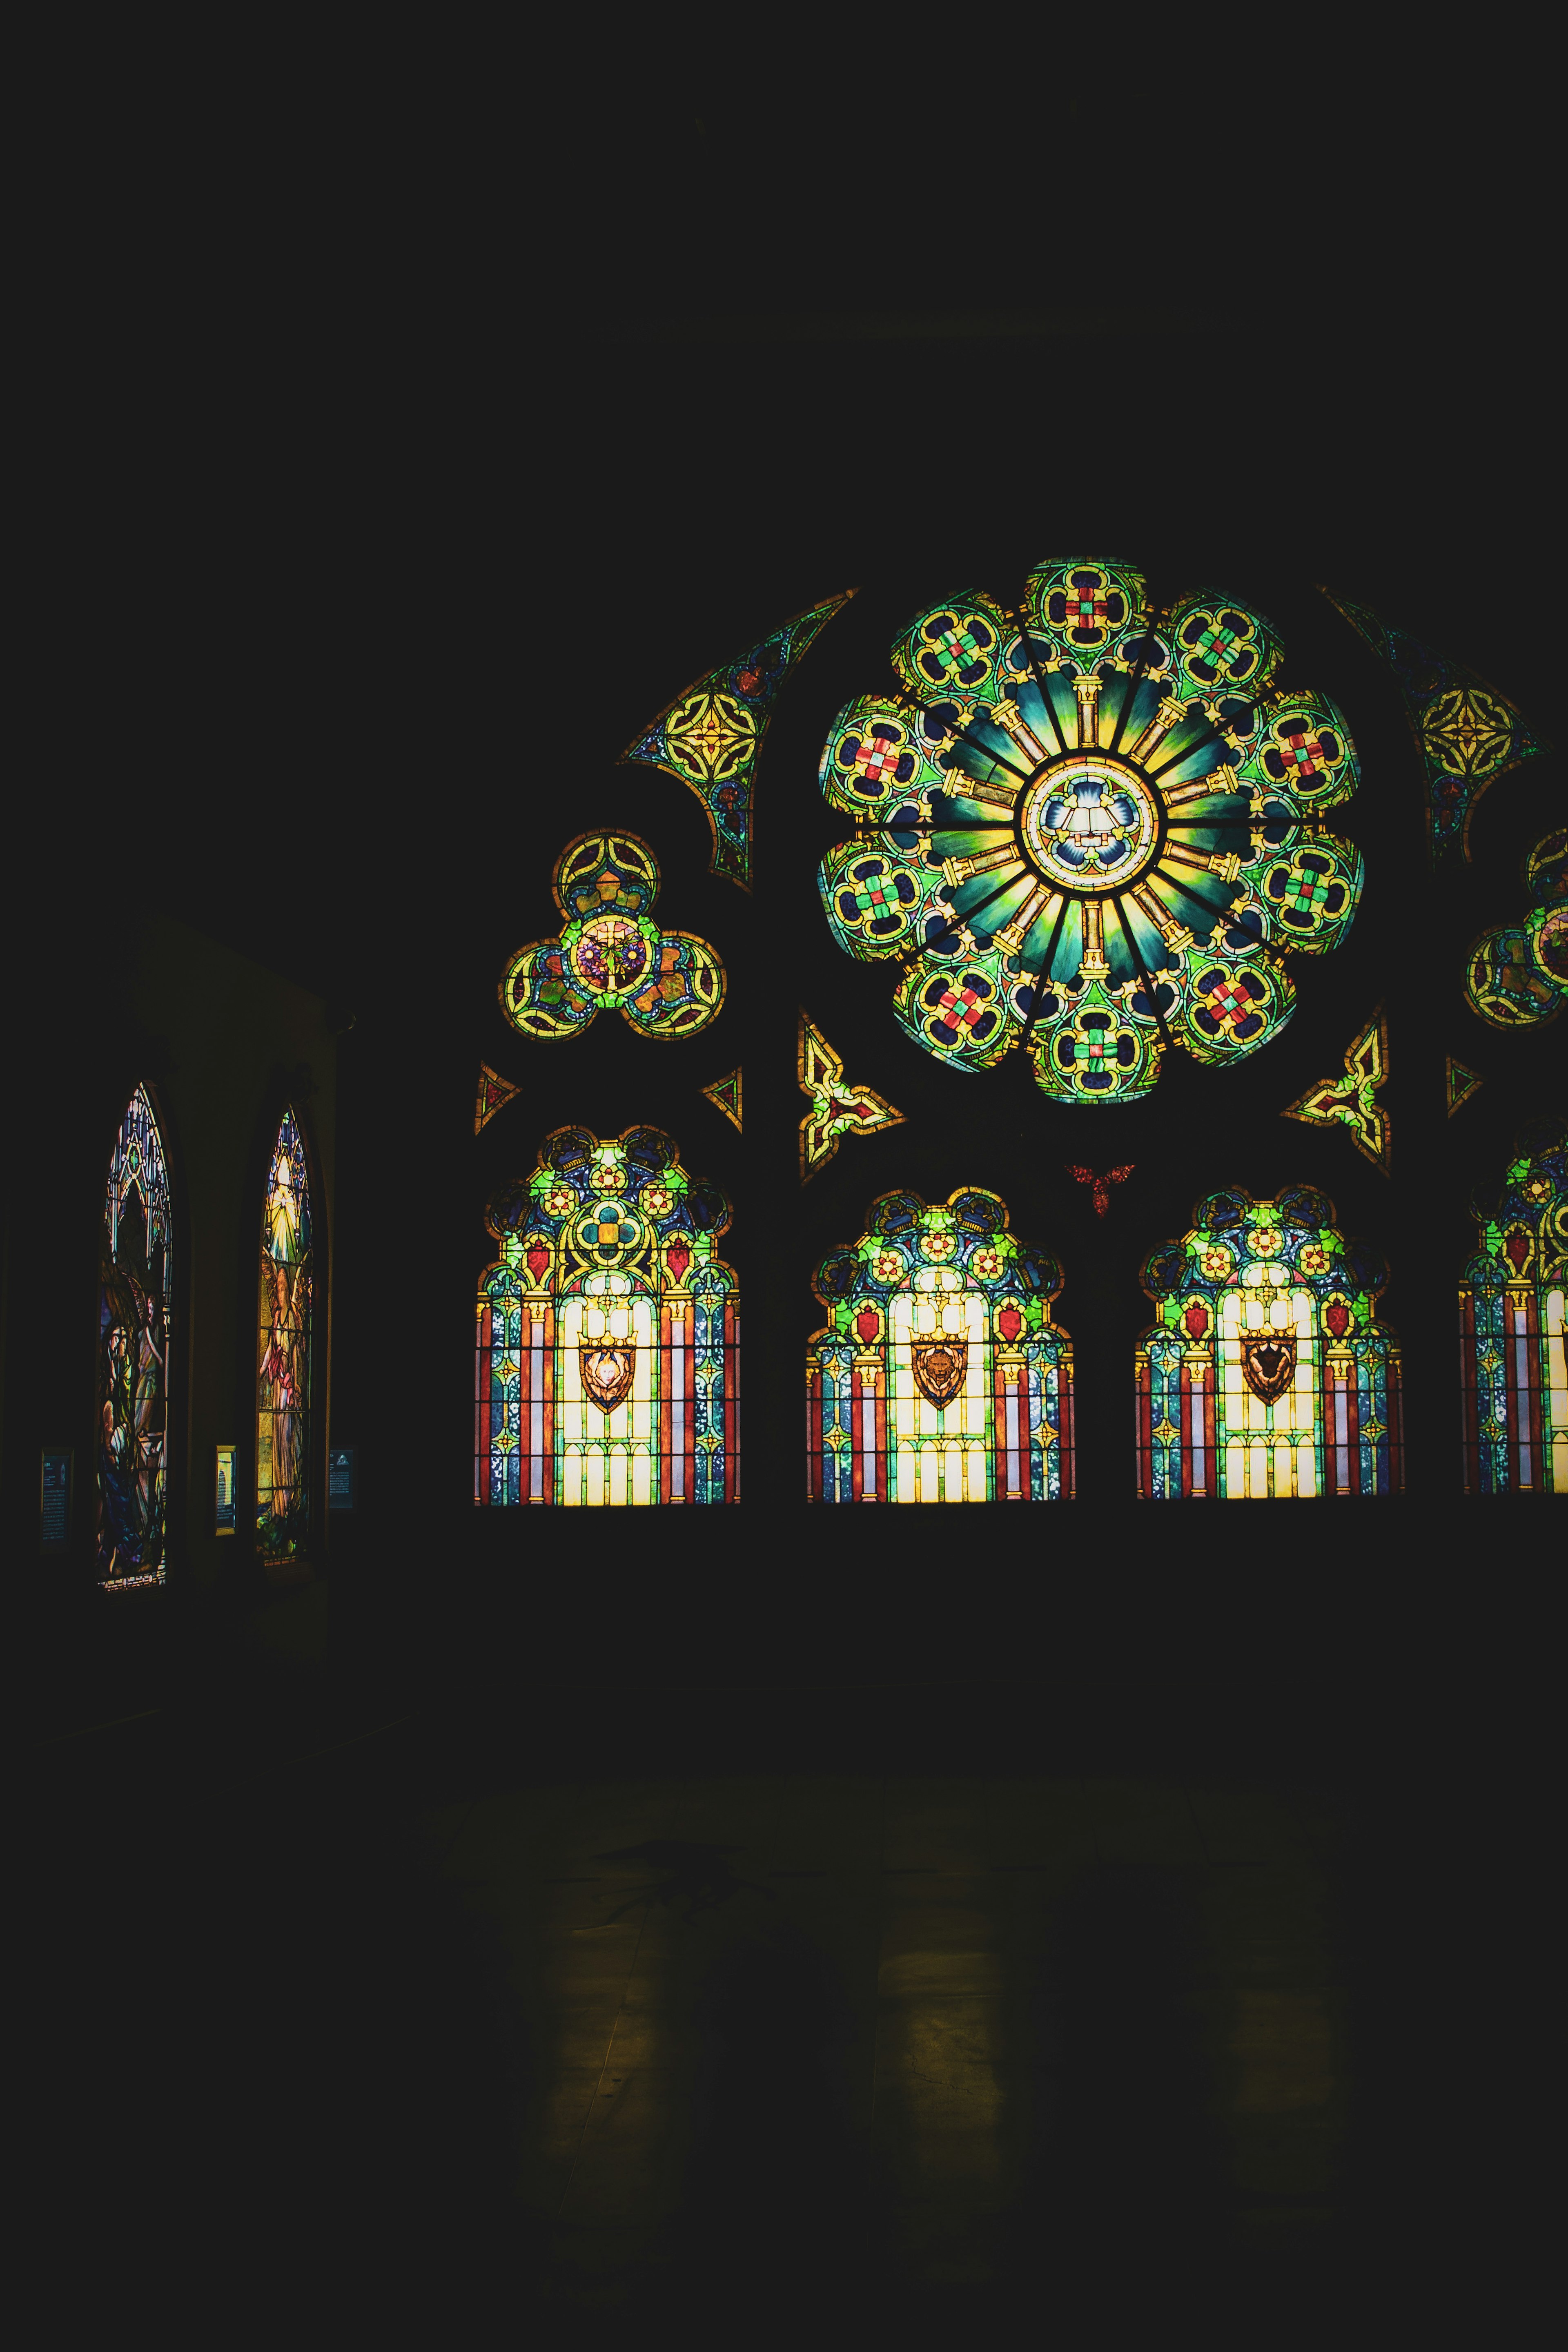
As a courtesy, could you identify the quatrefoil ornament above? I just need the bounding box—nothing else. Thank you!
[500,832,725,1043]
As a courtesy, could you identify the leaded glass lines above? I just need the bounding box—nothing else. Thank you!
[97,1085,172,1587]
[1137,1186,1402,1499]
[1459,1122,1567,1494]
[257,1107,313,1564]
[807,1188,1073,1503]
[476,1127,739,1507]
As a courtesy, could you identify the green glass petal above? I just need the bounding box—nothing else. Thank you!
[1165,589,1284,705]
[893,946,1020,1071]
[820,694,948,821]
[1027,977,1165,1105]
[819,838,947,965]
[891,591,1013,708]
[1256,832,1363,956]
[1175,951,1297,1066]
[1024,560,1151,660]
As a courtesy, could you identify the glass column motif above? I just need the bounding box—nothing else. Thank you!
[476,1127,739,1507]
[256,1107,313,1564]
[1137,1186,1401,1499]
[1459,1121,1567,1495]
[97,1084,172,1587]
[807,1188,1073,1503]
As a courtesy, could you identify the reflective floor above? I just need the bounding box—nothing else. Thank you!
[25,1592,1538,2337]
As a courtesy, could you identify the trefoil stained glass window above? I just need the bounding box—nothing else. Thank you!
[476,1127,739,1508]
[807,1189,1073,1503]
[98,1085,172,1588]
[1137,1186,1401,1499]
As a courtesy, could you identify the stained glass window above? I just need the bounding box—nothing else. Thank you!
[1459,1121,1567,1495]
[1320,587,1546,863]
[1136,1186,1402,1500]
[818,560,1363,1106]
[622,592,854,888]
[97,1085,172,1588]
[1463,827,1567,1031]
[257,1107,314,1564]
[806,1188,1073,1503]
[475,1127,739,1508]
[499,832,724,1044]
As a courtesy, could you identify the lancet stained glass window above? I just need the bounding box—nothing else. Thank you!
[807,1188,1073,1503]
[476,1127,739,1508]
[1136,1186,1402,1499]
[257,1107,313,1564]
[818,559,1363,1106]
[1459,1121,1567,1495]
[98,1085,172,1587]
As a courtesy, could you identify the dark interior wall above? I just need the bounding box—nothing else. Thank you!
[8,911,336,1712]
[10,528,1559,1726]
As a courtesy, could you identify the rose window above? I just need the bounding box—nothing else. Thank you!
[817,558,1365,1104]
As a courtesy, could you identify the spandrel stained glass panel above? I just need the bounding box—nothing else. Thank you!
[807,1188,1073,1503]
[97,1085,172,1588]
[257,1107,313,1563]
[1459,1122,1567,1494]
[1137,1187,1401,1499]
[476,1127,739,1507]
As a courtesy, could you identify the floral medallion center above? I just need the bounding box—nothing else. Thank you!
[1019,756,1160,892]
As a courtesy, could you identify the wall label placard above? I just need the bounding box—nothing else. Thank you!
[328,1447,356,1511]
[41,1450,72,1551]
[214,1443,236,1535]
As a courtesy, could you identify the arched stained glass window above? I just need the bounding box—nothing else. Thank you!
[807,1188,1073,1503]
[257,1106,314,1564]
[98,1085,172,1587]
[476,1126,739,1508]
[1136,1186,1401,1500]
[1459,1121,1567,1495]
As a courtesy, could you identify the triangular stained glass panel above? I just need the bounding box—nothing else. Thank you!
[798,1012,904,1183]
[1319,586,1548,864]
[1446,1057,1484,1117]
[621,591,856,890]
[476,1064,521,1135]
[702,1068,743,1132]
[1281,1006,1391,1173]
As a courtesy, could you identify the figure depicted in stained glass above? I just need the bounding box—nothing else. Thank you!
[97,1085,172,1587]
[818,560,1362,1106]
[500,833,724,1045]
[1463,829,1567,1031]
[476,1127,739,1507]
[257,1107,313,1565]
[1136,1186,1401,1499]
[807,1188,1073,1502]
[798,1014,904,1183]
[1319,587,1547,863]
[475,1063,520,1134]
[1281,1006,1391,1172]
[1459,1119,1567,1495]
[701,1069,742,1132]
[623,591,855,888]
[1446,1057,1483,1117]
